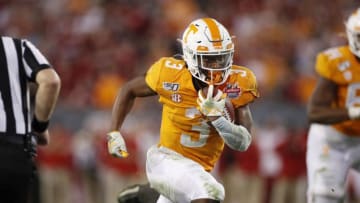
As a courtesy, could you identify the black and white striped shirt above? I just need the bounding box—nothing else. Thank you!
[0,36,50,137]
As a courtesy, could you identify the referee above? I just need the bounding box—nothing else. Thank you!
[0,36,61,203]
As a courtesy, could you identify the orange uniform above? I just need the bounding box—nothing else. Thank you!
[145,56,258,171]
[316,46,360,136]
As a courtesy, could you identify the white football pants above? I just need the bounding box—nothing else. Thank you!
[307,124,360,203]
[146,145,224,203]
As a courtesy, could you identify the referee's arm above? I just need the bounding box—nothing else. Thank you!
[33,67,61,145]
[34,68,61,123]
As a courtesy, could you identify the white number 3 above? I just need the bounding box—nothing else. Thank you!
[346,83,360,107]
[180,108,210,148]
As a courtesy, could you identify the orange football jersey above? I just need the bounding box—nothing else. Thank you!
[145,57,259,171]
[316,46,360,136]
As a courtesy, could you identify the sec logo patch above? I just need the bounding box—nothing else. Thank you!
[171,93,182,103]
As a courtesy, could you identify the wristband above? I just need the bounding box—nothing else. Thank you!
[31,116,49,133]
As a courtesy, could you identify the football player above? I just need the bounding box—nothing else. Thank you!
[108,18,259,203]
[307,8,360,203]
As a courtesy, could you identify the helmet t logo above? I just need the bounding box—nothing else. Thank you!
[184,24,198,43]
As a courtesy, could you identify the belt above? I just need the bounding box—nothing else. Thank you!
[0,133,25,145]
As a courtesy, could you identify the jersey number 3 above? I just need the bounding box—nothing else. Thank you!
[347,83,360,107]
[180,108,210,148]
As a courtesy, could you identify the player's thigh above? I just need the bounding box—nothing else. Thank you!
[146,146,224,203]
[307,124,350,199]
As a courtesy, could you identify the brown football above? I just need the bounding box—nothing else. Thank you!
[224,98,235,123]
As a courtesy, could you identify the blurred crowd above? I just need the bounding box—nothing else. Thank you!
[1,0,360,202]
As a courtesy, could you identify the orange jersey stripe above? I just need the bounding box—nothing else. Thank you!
[203,18,222,48]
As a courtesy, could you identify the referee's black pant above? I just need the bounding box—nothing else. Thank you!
[0,137,36,203]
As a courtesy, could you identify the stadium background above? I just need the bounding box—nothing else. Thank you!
[1,0,359,202]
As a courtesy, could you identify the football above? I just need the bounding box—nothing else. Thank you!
[200,86,235,122]
[224,98,235,123]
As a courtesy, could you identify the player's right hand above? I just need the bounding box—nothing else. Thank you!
[348,107,360,120]
[107,131,129,158]
[197,85,226,117]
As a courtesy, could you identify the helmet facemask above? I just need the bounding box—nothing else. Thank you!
[193,51,233,84]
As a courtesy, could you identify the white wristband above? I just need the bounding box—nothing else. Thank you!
[348,107,360,120]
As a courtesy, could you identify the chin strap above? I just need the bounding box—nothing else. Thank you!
[211,116,252,151]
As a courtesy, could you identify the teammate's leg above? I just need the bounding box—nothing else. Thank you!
[307,124,349,203]
[308,195,344,203]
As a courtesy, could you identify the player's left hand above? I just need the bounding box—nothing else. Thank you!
[32,130,50,145]
[348,107,360,120]
[107,131,129,158]
[197,85,226,117]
